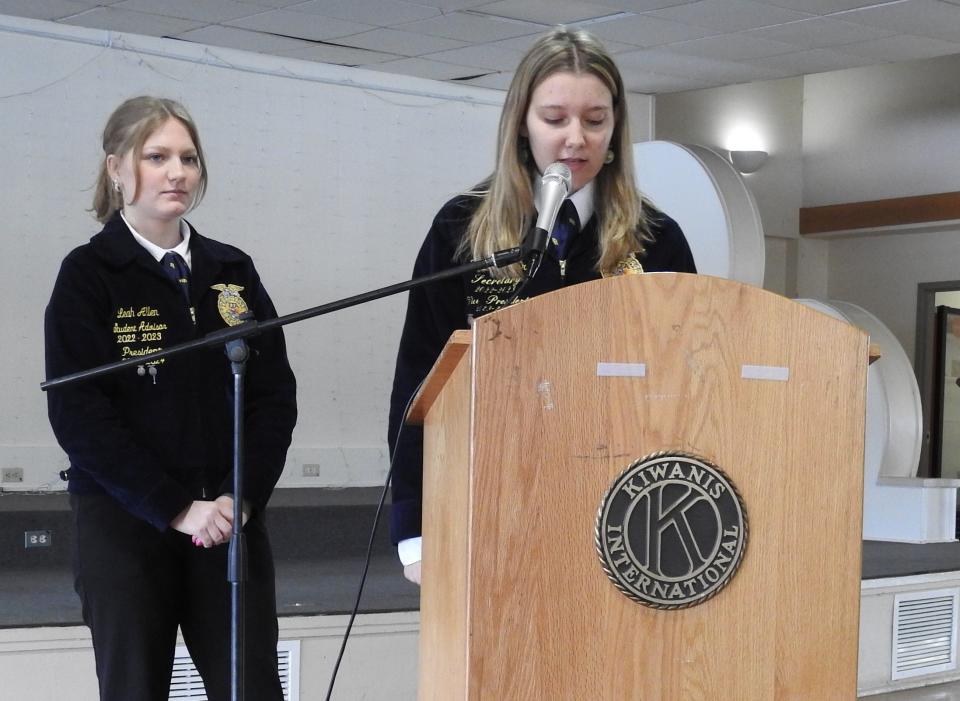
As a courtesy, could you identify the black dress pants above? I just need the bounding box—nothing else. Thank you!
[71,494,284,701]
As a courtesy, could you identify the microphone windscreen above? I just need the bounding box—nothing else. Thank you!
[535,163,573,234]
[543,162,572,190]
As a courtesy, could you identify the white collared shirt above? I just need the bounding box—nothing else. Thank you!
[122,212,193,269]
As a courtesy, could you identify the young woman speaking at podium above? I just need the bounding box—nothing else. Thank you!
[388,27,697,585]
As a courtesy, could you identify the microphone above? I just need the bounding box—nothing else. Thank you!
[525,163,572,276]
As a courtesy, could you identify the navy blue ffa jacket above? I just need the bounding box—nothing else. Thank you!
[388,194,697,544]
[45,213,297,531]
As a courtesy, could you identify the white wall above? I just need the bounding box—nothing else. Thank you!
[828,227,960,365]
[655,52,960,357]
[803,54,960,360]
[0,612,420,700]
[0,17,504,490]
[654,77,804,241]
[626,92,655,143]
[803,53,960,207]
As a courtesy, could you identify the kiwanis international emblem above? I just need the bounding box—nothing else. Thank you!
[596,452,747,609]
[210,284,249,327]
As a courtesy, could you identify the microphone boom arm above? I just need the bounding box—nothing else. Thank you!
[41,245,526,391]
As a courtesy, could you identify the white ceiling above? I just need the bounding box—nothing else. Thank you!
[3,0,960,93]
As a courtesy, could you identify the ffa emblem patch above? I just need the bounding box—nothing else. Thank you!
[596,451,748,609]
[211,284,249,326]
[602,254,644,277]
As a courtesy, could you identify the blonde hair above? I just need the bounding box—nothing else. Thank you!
[92,96,207,223]
[459,27,651,277]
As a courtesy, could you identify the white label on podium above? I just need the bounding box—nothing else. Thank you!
[597,362,647,377]
[741,364,789,381]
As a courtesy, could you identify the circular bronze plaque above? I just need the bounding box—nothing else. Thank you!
[596,451,748,609]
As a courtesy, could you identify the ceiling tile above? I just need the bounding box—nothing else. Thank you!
[275,0,441,26]
[374,56,497,80]
[482,33,544,52]
[334,27,469,55]
[841,0,960,42]
[60,7,205,36]
[423,43,526,70]
[461,70,516,89]
[0,0,100,20]
[598,0,704,10]
[1,0,951,95]
[485,34,637,61]
[226,9,375,41]
[588,36,645,52]
[661,32,798,60]
[472,0,624,24]
[175,24,320,53]
[486,31,639,54]
[743,15,895,48]
[834,32,960,60]
[234,0,307,7]
[623,69,720,92]
[397,0,497,8]
[646,0,813,32]
[588,13,719,46]
[744,46,877,73]
[396,11,544,42]
[616,47,788,82]
[754,0,887,13]
[275,41,401,65]
[113,0,262,23]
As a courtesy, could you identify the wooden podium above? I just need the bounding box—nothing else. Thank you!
[408,273,868,700]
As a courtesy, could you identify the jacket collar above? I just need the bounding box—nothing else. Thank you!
[90,211,245,274]
[88,212,250,304]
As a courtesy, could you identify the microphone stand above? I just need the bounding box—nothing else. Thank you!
[41,244,526,701]
[225,337,248,701]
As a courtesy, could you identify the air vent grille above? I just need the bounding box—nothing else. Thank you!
[169,639,300,699]
[892,588,958,681]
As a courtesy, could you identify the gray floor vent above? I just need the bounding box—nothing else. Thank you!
[892,588,959,681]
[169,639,300,700]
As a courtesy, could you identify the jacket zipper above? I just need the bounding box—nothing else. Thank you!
[560,259,567,281]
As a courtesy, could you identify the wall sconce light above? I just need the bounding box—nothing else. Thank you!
[728,150,768,174]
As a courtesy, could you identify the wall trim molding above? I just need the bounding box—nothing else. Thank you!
[800,191,960,236]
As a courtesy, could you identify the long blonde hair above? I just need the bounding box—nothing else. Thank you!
[459,27,651,276]
[92,96,208,223]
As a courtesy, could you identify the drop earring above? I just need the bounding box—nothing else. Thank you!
[604,150,615,165]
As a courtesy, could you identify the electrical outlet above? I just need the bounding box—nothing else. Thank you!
[25,530,52,548]
[302,463,321,477]
[2,467,23,483]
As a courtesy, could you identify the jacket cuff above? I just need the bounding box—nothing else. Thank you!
[389,500,422,545]
[139,480,194,532]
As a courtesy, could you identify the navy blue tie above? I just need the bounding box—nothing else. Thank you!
[550,199,580,260]
[160,251,191,306]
